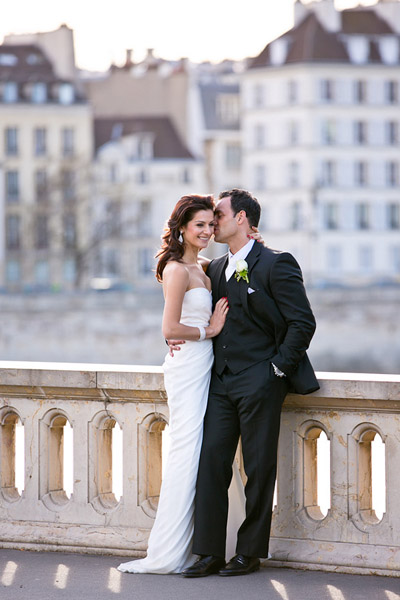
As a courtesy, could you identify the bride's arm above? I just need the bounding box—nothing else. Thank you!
[162,262,227,341]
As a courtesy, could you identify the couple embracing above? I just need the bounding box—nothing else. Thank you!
[118,188,318,577]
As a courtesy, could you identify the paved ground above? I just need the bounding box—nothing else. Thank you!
[0,549,399,600]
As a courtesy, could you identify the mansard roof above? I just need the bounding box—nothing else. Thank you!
[341,9,395,35]
[199,82,240,131]
[94,116,194,159]
[0,43,58,83]
[249,7,398,69]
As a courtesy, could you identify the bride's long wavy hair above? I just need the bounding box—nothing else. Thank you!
[155,194,215,282]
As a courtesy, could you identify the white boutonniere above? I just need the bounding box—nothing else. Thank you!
[235,259,249,283]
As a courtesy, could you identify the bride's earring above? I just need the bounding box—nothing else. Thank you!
[178,231,183,243]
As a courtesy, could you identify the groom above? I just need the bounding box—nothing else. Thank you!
[182,188,319,577]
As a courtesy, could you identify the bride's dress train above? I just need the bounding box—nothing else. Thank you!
[117,288,245,574]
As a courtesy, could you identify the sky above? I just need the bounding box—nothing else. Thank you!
[0,0,378,72]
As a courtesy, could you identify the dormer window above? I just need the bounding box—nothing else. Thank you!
[347,37,369,64]
[0,53,18,66]
[58,83,75,105]
[3,82,18,103]
[379,37,399,65]
[31,82,47,103]
[216,94,239,124]
[270,39,288,66]
[27,53,44,65]
[137,135,154,160]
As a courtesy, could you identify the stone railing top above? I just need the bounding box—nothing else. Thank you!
[0,361,399,407]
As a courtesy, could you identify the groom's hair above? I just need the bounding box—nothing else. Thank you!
[219,188,261,228]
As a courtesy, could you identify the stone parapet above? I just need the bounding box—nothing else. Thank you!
[0,362,399,576]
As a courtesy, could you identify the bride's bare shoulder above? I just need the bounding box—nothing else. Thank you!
[163,261,189,282]
[198,255,211,272]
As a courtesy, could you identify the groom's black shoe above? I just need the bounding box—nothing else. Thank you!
[181,555,226,578]
[218,554,260,576]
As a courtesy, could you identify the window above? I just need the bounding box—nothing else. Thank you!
[35,170,48,202]
[321,120,336,145]
[290,201,302,230]
[321,161,336,187]
[320,79,334,102]
[58,83,75,105]
[63,214,77,249]
[327,246,342,271]
[324,203,339,229]
[385,80,398,104]
[387,203,400,229]
[63,259,76,282]
[216,94,239,124]
[31,82,47,103]
[225,143,241,170]
[355,161,368,187]
[0,53,18,66]
[35,215,49,249]
[62,170,75,202]
[5,127,18,156]
[254,164,266,190]
[288,80,298,104]
[355,203,370,229]
[3,82,18,103]
[288,161,300,187]
[354,121,367,145]
[390,246,400,272]
[6,260,20,282]
[137,169,148,185]
[254,124,265,149]
[137,201,152,237]
[104,249,120,276]
[181,167,191,183]
[137,135,154,160]
[61,128,74,157]
[138,248,154,276]
[359,246,373,271]
[288,121,299,145]
[6,215,20,250]
[355,80,367,103]
[34,128,47,156]
[386,121,399,145]
[253,84,264,108]
[386,162,399,187]
[34,260,50,283]
[6,171,19,202]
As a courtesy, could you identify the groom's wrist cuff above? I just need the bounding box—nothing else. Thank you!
[272,362,286,378]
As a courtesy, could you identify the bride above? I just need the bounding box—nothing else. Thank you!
[118,194,242,575]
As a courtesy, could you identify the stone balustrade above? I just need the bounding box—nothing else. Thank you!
[0,362,399,577]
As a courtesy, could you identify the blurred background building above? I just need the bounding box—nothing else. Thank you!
[0,0,399,371]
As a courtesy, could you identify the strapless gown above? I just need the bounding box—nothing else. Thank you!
[117,287,245,574]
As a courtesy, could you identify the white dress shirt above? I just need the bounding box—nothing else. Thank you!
[225,239,255,281]
[224,237,286,378]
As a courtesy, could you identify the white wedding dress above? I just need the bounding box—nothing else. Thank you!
[118,287,245,575]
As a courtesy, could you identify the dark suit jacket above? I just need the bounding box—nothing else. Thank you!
[207,243,319,395]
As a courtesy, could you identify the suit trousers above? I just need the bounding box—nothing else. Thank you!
[192,360,289,559]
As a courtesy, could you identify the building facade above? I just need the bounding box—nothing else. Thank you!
[91,116,206,289]
[0,40,93,291]
[242,0,400,285]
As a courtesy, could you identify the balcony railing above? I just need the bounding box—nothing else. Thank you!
[0,362,399,577]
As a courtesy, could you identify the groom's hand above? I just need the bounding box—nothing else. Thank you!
[166,339,185,357]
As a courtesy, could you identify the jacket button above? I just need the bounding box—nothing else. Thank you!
[223,345,227,349]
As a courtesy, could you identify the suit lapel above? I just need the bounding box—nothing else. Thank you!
[209,254,228,301]
[238,243,262,317]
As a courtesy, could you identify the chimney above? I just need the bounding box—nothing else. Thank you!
[374,0,400,35]
[125,49,133,67]
[309,0,340,33]
[294,0,309,26]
